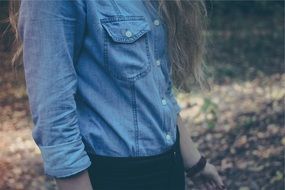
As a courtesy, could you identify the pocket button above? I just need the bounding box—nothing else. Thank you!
[125,30,133,37]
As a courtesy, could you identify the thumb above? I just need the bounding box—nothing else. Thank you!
[212,169,225,188]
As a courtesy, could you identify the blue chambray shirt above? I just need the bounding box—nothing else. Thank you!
[18,0,182,178]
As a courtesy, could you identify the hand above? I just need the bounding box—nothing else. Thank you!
[175,114,226,190]
[187,162,226,190]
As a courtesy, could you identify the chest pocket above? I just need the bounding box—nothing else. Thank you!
[100,16,152,81]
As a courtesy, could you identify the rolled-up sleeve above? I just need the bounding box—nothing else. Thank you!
[18,0,91,178]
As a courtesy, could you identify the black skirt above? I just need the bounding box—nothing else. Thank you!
[87,125,185,190]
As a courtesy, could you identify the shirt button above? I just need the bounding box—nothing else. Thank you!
[153,19,160,26]
[166,134,171,141]
[125,30,133,37]
[161,98,167,105]
[155,59,161,66]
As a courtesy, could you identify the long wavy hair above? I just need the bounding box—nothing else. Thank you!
[6,0,209,92]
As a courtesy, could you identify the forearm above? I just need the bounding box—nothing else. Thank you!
[55,170,93,190]
[176,114,202,168]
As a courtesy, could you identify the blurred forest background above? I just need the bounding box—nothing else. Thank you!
[0,1,284,190]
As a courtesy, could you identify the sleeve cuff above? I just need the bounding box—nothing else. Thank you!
[38,138,91,178]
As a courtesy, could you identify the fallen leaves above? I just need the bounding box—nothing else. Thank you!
[178,74,284,190]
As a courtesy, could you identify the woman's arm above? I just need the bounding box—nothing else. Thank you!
[176,113,202,168]
[55,170,93,190]
[177,113,226,189]
[18,0,91,184]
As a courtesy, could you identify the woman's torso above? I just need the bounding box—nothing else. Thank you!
[75,0,182,157]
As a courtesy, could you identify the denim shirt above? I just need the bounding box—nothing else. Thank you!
[18,0,182,178]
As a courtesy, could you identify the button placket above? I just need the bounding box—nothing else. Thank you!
[161,98,167,105]
[155,59,161,66]
[166,133,171,141]
[147,3,170,140]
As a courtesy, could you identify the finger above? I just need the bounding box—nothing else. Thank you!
[212,171,225,188]
[200,176,212,190]
[206,181,213,190]
[209,180,218,189]
[209,179,218,189]
[213,179,224,190]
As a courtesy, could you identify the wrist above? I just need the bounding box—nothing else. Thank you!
[55,170,93,190]
[185,155,207,178]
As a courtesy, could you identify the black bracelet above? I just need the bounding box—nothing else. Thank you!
[185,155,207,178]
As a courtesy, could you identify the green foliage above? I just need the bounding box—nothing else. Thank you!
[200,97,219,129]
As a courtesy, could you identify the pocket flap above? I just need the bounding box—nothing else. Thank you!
[100,16,151,43]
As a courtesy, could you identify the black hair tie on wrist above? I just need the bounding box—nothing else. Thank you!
[185,155,207,178]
